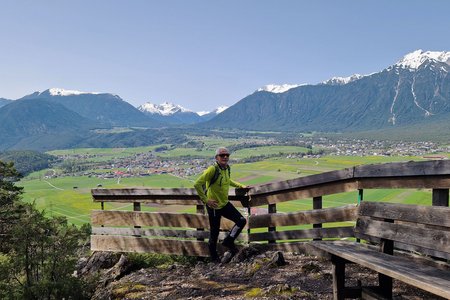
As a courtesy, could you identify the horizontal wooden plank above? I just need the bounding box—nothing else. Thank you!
[358,202,450,227]
[249,168,354,195]
[91,198,246,208]
[92,187,249,202]
[248,226,354,242]
[249,181,359,206]
[91,235,210,256]
[358,176,450,189]
[249,204,358,228]
[355,217,450,254]
[354,160,450,178]
[91,210,209,227]
[91,227,247,241]
[91,210,248,231]
[312,241,450,299]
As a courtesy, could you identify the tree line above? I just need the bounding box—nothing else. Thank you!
[0,160,93,299]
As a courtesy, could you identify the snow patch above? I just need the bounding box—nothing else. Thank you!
[322,74,364,85]
[46,88,101,96]
[257,84,301,93]
[395,50,450,70]
[138,101,192,116]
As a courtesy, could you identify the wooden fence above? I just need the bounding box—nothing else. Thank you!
[90,160,450,256]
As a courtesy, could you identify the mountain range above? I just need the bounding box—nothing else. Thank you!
[0,49,449,150]
[137,102,227,124]
[205,50,450,133]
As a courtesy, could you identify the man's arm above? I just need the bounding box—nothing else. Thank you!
[194,166,215,204]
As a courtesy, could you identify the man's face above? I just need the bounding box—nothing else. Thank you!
[216,151,230,165]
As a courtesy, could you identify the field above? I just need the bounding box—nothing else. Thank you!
[17,142,446,226]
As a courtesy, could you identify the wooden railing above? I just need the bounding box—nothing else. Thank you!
[90,160,450,256]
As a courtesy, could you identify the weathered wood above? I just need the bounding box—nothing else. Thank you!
[358,202,450,227]
[91,227,247,241]
[91,235,210,256]
[433,189,449,207]
[91,210,247,231]
[92,187,249,202]
[249,168,354,195]
[249,181,358,206]
[313,196,323,241]
[354,160,450,178]
[331,255,347,300]
[312,241,450,299]
[248,226,354,242]
[355,217,450,254]
[249,205,358,228]
[268,203,277,244]
[358,176,450,189]
[92,210,209,228]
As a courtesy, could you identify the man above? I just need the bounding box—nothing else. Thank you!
[194,147,249,262]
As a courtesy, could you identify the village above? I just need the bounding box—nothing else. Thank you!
[46,137,449,180]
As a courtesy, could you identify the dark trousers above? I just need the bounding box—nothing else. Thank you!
[206,201,247,257]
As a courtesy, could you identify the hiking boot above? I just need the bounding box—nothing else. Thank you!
[210,255,220,263]
[222,238,238,253]
[220,251,236,264]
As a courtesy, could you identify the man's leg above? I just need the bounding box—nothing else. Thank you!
[220,202,247,252]
[207,206,221,262]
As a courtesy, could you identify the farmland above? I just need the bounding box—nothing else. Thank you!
[16,136,447,226]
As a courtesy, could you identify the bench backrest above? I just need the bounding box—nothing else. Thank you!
[354,202,450,260]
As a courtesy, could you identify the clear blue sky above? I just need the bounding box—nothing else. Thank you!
[1,0,450,112]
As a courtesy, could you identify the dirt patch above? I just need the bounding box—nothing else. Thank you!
[86,248,444,300]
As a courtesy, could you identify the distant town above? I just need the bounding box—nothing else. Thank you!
[43,137,449,181]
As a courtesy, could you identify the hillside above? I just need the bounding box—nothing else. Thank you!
[205,50,450,134]
[21,89,162,127]
[0,98,96,150]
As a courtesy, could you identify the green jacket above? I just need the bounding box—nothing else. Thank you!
[194,164,245,209]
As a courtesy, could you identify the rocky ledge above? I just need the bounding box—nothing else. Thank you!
[77,246,441,300]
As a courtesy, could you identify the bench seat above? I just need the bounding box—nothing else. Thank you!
[314,241,450,299]
[312,201,450,299]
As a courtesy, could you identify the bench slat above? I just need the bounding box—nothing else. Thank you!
[359,202,450,227]
[355,216,450,254]
[313,241,450,299]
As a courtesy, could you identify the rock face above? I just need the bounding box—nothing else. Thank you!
[78,247,440,300]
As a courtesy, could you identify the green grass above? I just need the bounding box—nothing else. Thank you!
[18,142,441,227]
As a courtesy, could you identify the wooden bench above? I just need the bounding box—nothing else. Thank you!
[313,201,450,300]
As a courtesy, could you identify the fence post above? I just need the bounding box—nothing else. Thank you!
[197,204,205,242]
[313,196,322,241]
[133,202,141,237]
[432,189,449,207]
[268,203,276,244]
[356,189,363,243]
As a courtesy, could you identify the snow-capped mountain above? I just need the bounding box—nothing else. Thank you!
[207,49,450,133]
[138,101,203,124]
[138,101,228,124]
[394,49,450,70]
[138,102,192,116]
[197,106,229,121]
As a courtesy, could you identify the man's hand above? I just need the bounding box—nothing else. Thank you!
[206,199,219,209]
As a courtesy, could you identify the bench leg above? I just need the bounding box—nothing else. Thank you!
[378,273,392,299]
[331,255,346,300]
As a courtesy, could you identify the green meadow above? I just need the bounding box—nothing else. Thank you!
[17,143,446,226]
